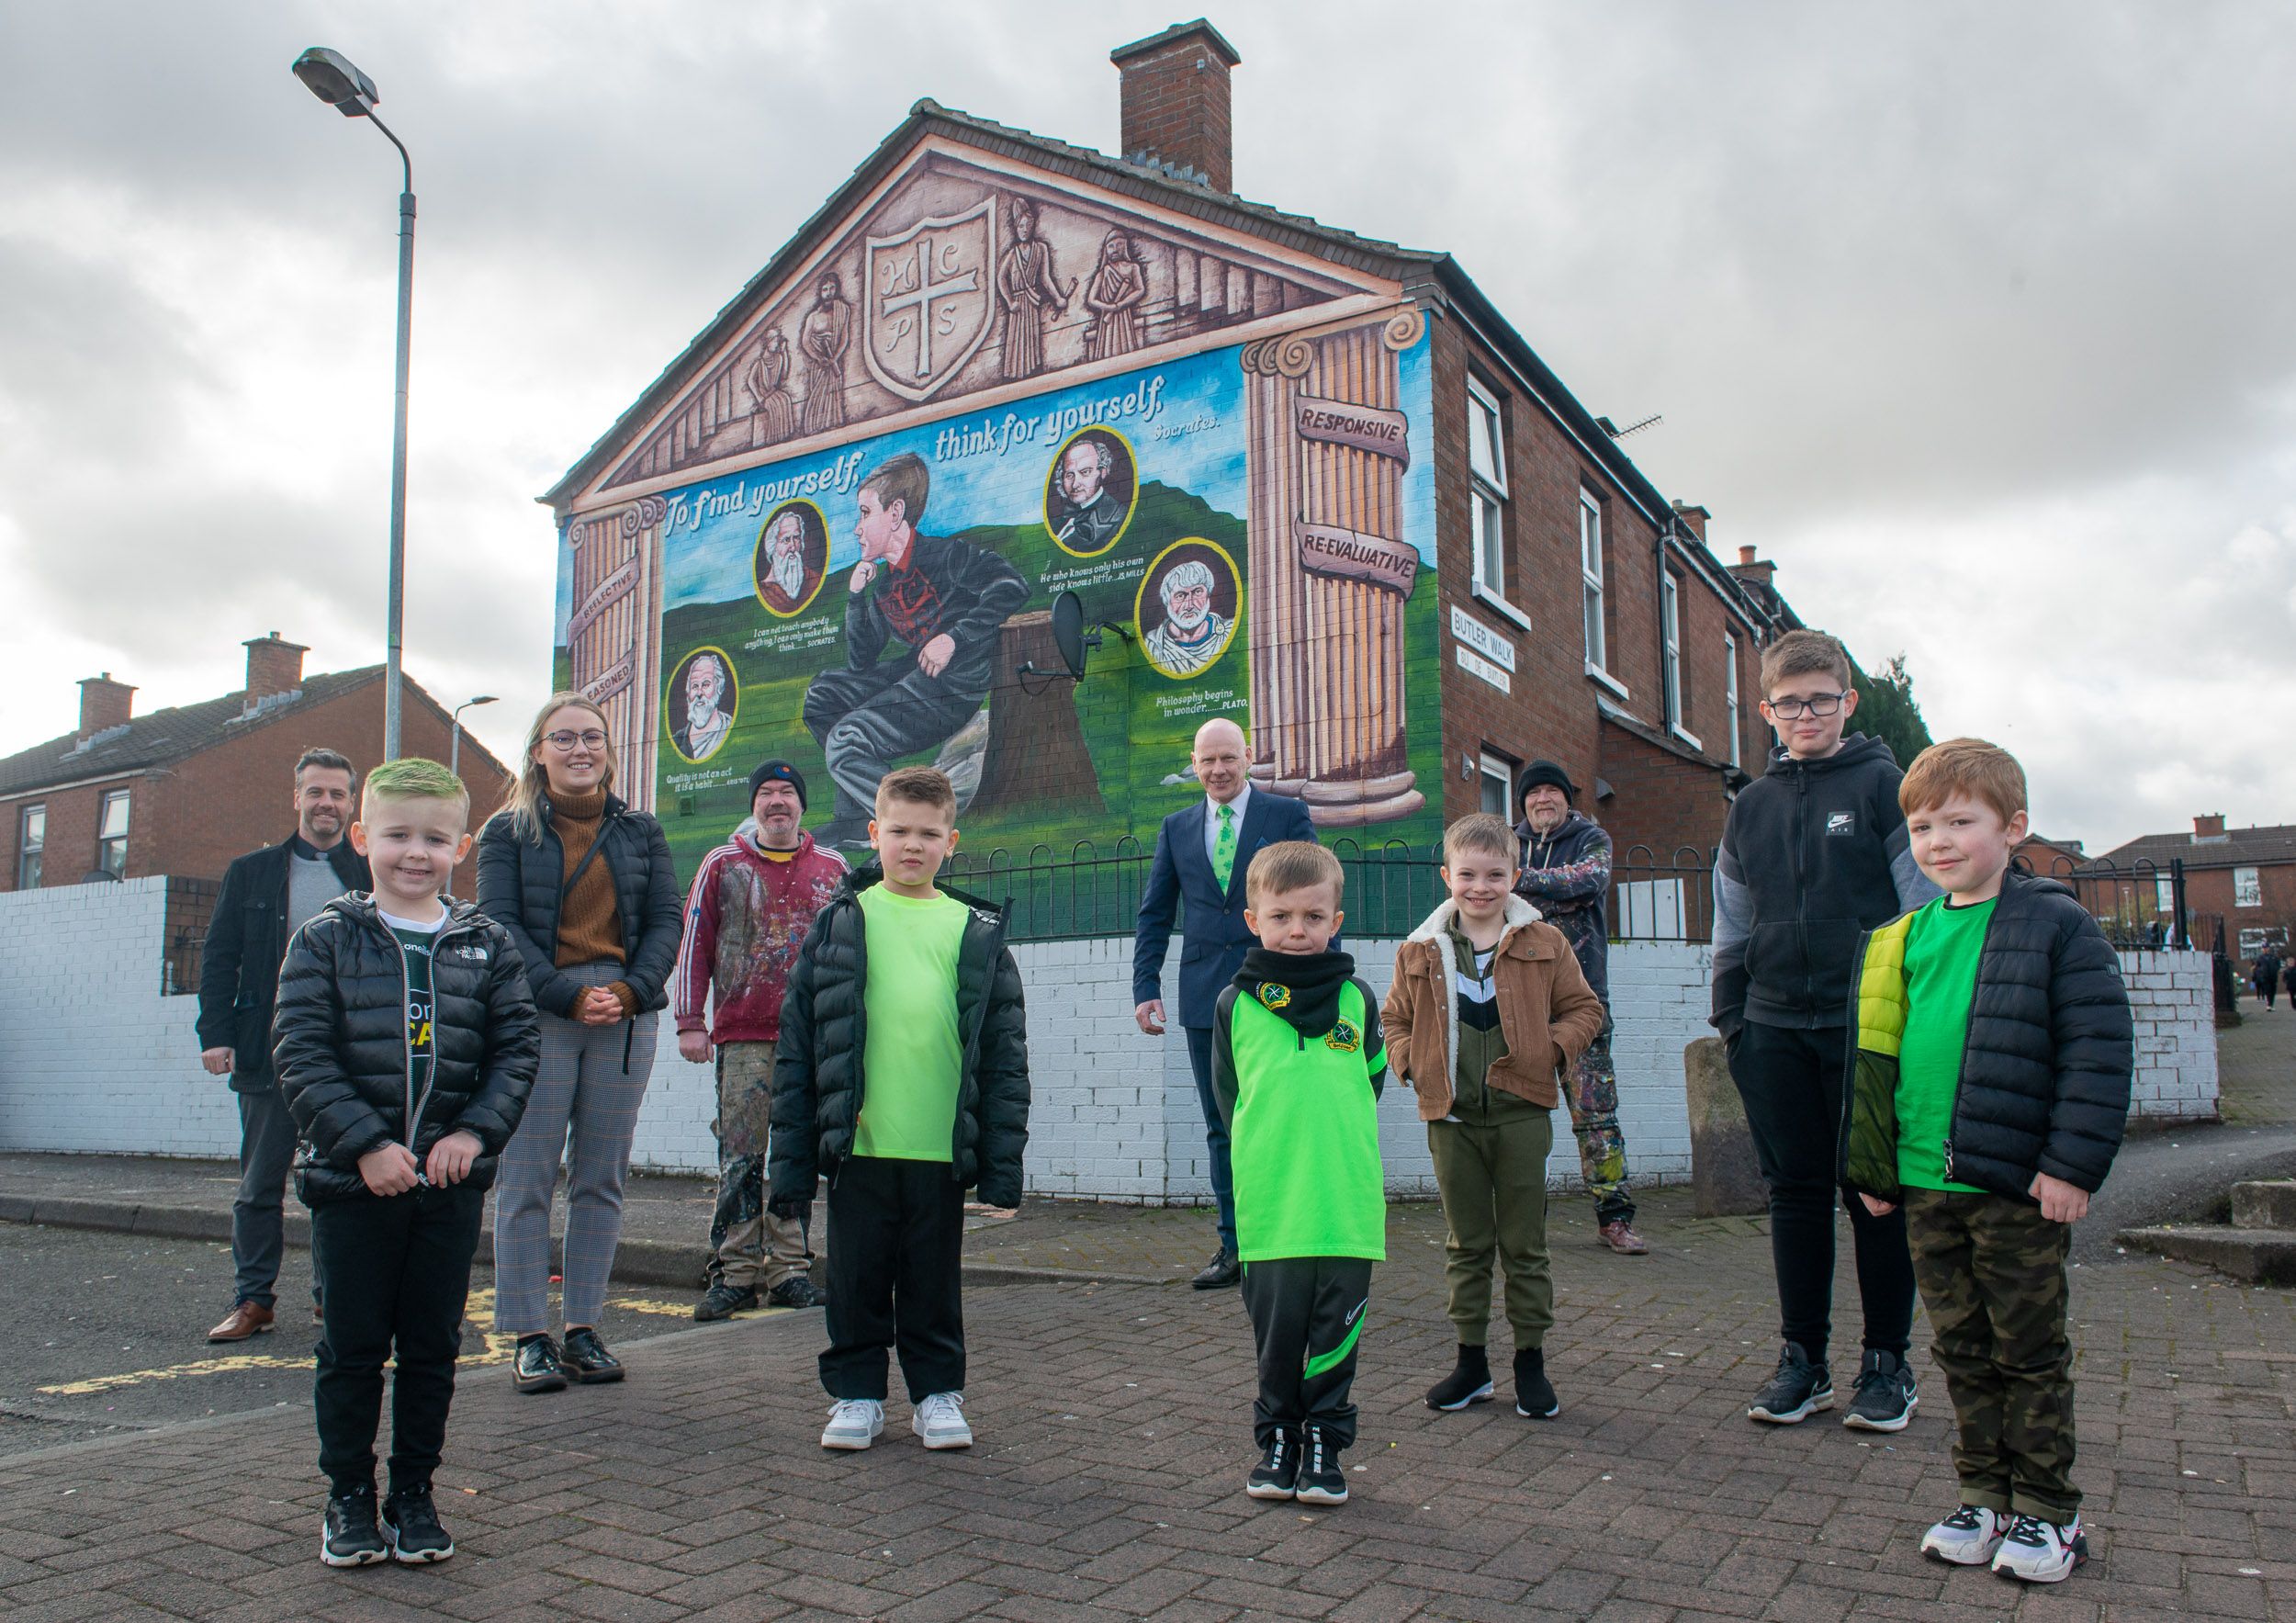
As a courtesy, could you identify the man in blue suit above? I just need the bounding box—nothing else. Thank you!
[1132,716,1320,1289]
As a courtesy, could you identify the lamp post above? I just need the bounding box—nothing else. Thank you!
[292,46,415,762]
[450,695,498,779]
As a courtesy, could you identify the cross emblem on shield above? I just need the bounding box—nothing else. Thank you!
[863,199,998,403]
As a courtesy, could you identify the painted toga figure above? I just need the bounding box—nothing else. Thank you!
[996,197,1073,381]
[675,652,737,762]
[1083,229,1147,360]
[802,452,1030,847]
[1144,560,1232,676]
[742,327,796,445]
[760,509,810,611]
[799,273,853,435]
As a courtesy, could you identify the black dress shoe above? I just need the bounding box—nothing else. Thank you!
[561,1326,625,1384]
[1191,1247,1241,1290]
[512,1335,567,1394]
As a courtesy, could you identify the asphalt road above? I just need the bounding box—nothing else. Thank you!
[0,1225,720,1459]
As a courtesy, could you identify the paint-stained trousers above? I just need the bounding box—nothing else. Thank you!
[1240,1257,1374,1449]
[1905,1189,2082,1521]
[1562,1023,1635,1225]
[708,1043,811,1291]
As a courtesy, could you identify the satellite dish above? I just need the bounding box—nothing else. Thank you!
[1052,589,1090,679]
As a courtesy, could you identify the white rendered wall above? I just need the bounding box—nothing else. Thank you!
[0,883,2224,1189]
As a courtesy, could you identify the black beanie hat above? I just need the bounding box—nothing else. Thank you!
[748,760,807,809]
[1516,759,1577,806]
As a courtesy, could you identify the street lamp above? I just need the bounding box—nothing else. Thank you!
[450,695,498,778]
[292,46,415,762]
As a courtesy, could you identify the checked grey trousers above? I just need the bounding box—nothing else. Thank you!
[491,963,657,1336]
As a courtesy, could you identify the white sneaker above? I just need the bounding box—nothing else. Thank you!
[1990,1513,2087,1583]
[820,1398,884,1451]
[1919,1505,2009,1565]
[913,1391,973,1449]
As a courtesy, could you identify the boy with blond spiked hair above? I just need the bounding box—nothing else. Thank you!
[1841,738,2131,1583]
[1384,814,1605,1420]
[274,758,540,1569]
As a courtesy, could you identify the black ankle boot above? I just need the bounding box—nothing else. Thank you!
[1425,1344,1495,1411]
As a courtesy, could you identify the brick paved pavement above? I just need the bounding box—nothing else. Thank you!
[2,1182,2289,1621]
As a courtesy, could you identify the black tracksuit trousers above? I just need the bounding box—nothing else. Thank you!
[820,1155,967,1402]
[310,1182,485,1496]
[1240,1257,1374,1449]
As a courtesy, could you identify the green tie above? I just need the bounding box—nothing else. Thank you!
[1212,802,1238,891]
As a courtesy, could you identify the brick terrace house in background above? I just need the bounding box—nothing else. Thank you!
[542,18,1806,930]
[2089,814,2296,971]
[0,634,514,896]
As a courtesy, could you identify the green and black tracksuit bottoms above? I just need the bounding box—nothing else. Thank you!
[1242,1256,1373,1449]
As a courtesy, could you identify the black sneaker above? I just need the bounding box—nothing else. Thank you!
[766,1277,829,1309]
[1244,1429,1299,1500]
[693,1283,760,1321]
[1426,1345,1495,1412]
[379,1483,456,1563]
[320,1483,388,1567]
[1293,1425,1348,1505]
[561,1326,624,1384]
[512,1334,568,1394]
[1748,1341,1834,1425]
[1514,1347,1559,1418]
[1842,1348,1918,1432]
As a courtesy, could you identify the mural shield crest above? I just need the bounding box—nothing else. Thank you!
[863,199,997,402]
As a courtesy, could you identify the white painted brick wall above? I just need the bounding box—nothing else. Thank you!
[0,887,2225,1189]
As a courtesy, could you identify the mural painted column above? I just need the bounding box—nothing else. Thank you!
[1243,307,1425,826]
[563,494,667,811]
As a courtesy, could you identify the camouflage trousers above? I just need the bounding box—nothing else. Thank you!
[709,1043,811,1291]
[1904,1189,2079,1520]
[1561,1026,1634,1225]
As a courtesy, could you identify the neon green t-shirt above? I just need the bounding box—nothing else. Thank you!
[1896,895,1995,1193]
[853,885,968,1162]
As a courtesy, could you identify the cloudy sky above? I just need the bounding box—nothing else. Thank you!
[3,2,2288,851]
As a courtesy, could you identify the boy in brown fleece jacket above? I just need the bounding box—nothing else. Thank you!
[1383,814,1605,1418]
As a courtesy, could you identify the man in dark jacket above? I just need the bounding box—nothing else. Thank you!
[802,452,1029,849]
[196,746,371,1343]
[1710,630,1939,1434]
[768,766,1030,1453]
[1511,761,1645,1255]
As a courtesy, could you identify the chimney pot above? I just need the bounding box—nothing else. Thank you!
[76,673,136,739]
[1739,546,1757,566]
[243,633,310,705]
[1112,18,1241,193]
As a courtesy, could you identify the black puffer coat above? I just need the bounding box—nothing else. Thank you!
[769,867,1030,1208]
[274,894,542,1206]
[1840,872,2133,1201]
[475,794,682,1019]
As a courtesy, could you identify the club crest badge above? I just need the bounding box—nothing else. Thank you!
[863,199,997,402]
[1325,1018,1362,1054]
[1256,983,1292,1010]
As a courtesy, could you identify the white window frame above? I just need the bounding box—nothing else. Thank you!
[1661,570,1702,751]
[1467,378,1509,604]
[16,804,43,890]
[2234,866,2262,908]
[1580,489,1606,672]
[96,789,129,880]
[1478,750,1516,819]
[1724,631,1742,769]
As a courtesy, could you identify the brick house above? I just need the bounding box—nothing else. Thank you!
[541,19,1804,928]
[0,634,514,895]
[2090,815,2296,968]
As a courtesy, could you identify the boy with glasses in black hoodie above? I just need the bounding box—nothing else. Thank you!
[1710,629,1939,1432]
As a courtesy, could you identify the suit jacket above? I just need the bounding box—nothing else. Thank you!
[1132,789,1321,1030]
[196,837,373,1093]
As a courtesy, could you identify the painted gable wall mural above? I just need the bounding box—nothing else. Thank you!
[553,145,1440,901]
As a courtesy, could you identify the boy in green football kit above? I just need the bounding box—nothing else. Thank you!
[1210,840,1388,1507]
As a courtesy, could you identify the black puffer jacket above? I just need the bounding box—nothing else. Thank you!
[274,894,542,1207]
[475,794,682,1020]
[197,836,372,1091]
[1840,872,2133,1201]
[769,867,1030,1207]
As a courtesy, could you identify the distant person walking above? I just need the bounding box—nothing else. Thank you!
[478,695,682,1395]
[196,747,370,1343]
[2254,949,2282,1010]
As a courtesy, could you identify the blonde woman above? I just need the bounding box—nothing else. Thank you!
[476,695,682,1393]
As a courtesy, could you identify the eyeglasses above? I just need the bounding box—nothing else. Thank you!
[1765,693,1846,719]
[544,729,608,751]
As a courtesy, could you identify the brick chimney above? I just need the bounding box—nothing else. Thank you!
[77,672,135,738]
[243,632,309,705]
[2193,813,2228,841]
[1727,544,1776,593]
[1112,19,1241,192]
[1670,501,1710,544]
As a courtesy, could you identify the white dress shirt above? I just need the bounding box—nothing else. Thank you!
[1204,781,1253,871]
